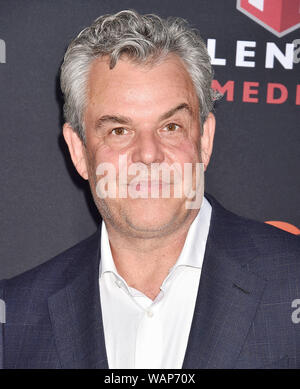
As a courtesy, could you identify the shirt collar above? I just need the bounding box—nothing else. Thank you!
[99,218,118,277]
[99,195,212,278]
[167,195,211,272]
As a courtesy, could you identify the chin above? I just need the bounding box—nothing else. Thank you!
[120,198,185,235]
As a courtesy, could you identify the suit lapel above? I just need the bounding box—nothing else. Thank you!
[48,225,109,369]
[182,194,267,368]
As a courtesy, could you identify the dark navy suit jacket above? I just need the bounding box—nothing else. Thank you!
[1,193,300,369]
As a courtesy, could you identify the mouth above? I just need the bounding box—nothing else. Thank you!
[131,180,171,192]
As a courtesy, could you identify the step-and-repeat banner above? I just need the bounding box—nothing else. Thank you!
[0,0,299,278]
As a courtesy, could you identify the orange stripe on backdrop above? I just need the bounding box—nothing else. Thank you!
[265,221,300,235]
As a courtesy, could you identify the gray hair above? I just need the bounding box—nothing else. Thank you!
[60,9,221,143]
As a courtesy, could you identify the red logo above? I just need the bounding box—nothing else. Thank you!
[237,0,300,37]
[265,221,300,235]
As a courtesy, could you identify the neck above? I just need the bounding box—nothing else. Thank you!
[104,209,199,300]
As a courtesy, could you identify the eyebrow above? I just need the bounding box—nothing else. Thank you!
[159,103,192,121]
[94,103,192,129]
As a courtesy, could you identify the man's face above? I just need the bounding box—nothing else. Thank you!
[64,54,215,238]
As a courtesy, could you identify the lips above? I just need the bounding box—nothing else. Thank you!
[134,180,170,191]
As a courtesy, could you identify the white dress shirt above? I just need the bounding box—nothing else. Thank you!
[99,196,212,369]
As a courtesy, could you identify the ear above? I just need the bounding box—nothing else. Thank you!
[200,113,216,171]
[63,123,89,180]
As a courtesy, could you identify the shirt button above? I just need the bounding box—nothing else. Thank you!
[146,310,154,318]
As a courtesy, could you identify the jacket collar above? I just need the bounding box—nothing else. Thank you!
[48,192,267,368]
[182,192,267,368]
[48,223,108,369]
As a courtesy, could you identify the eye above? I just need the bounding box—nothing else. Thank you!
[111,127,128,136]
[164,123,180,132]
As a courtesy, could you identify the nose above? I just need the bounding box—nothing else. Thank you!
[131,130,164,165]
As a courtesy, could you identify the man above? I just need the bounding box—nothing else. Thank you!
[1,10,299,369]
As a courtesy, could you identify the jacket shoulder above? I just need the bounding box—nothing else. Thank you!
[239,213,299,257]
[205,193,300,275]
[2,228,100,294]
[228,210,300,278]
[208,193,299,253]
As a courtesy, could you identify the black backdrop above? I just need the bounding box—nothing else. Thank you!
[0,0,299,279]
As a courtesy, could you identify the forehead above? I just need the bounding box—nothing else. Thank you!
[85,54,199,120]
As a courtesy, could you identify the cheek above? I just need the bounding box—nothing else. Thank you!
[86,149,120,193]
[164,122,201,164]
[166,139,200,165]
[84,145,116,188]
[85,134,117,166]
